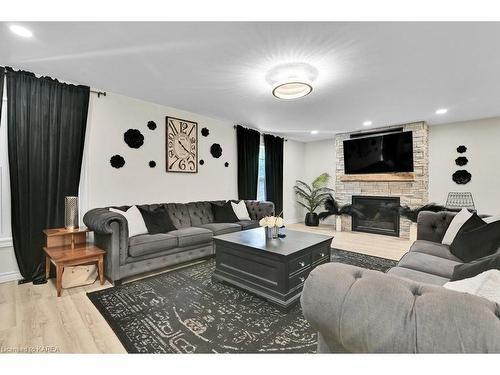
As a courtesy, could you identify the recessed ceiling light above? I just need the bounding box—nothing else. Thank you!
[363,121,372,126]
[272,82,312,100]
[310,130,319,135]
[435,108,448,115]
[9,25,33,38]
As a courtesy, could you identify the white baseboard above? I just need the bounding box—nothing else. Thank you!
[0,270,22,284]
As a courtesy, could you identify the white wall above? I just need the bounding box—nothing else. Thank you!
[429,117,500,215]
[83,91,307,222]
[283,140,306,223]
[83,93,239,209]
[304,139,336,184]
[302,139,337,224]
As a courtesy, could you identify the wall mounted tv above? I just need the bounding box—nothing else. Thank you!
[343,131,414,174]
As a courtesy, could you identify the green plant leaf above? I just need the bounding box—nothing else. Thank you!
[311,173,331,189]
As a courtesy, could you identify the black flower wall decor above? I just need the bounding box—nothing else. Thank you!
[455,156,468,166]
[147,121,157,130]
[124,129,144,149]
[149,160,156,168]
[110,155,125,169]
[201,127,210,137]
[199,159,205,165]
[210,143,222,158]
[456,145,467,153]
[224,162,229,167]
[452,170,472,184]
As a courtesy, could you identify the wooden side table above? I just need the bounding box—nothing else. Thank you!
[43,228,106,297]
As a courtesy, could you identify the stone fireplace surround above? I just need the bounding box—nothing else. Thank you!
[335,122,429,239]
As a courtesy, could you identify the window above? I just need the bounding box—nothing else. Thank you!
[0,78,11,241]
[257,139,266,201]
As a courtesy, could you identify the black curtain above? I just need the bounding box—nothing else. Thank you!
[236,125,261,200]
[6,68,90,283]
[264,133,284,216]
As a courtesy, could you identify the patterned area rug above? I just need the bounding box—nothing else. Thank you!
[87,249,397,353]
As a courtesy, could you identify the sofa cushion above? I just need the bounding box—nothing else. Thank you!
[409,240,462,261]
[397,252,461,279]
[387,266,449,286]
[168,227,213,247]
[212,201,239,223]
[441,208,473,245]
[138,206,177,234]
[186,201,214,226]
[197,223,241,235]
[128,233,178,258]
[165,203,192,229]
[450,218,500,262]
[236,220,260,230]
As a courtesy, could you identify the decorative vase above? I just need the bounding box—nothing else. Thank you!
[336,215,342,232]
[65,196,79,230]
[265,226,279,239]
[305,212,319,227]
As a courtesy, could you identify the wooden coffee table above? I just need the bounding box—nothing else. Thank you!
[43,228,105,297]
[212,227,333,309]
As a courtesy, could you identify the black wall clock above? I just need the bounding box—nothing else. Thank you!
[166,116,198,173]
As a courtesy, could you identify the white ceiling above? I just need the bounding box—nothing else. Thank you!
[1,22,500,141]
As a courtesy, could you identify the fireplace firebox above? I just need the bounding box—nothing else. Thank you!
[351,196,400,237]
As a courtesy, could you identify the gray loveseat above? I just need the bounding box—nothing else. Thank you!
[83,200,274,285]
[301,211,500,353]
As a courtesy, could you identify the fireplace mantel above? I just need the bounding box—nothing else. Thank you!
[340,172,415,182]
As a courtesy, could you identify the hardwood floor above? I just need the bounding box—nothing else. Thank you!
[287,223,414,261]
[0,227,413,354]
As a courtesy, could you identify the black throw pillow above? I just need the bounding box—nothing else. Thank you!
[451,252,500,281]
[139,206,177,234]
[212,201,239,223]
[450,214,500,262]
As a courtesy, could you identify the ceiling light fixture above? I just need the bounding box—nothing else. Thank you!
[9,24,33,38]
[272,82,312,100]
[435,108,448,115]
[363,121,372,126]
[310,130,319,135]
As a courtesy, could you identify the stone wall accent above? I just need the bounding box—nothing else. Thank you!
[335,122,429,239]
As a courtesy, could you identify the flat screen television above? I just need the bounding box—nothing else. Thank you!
[343,131,414,174]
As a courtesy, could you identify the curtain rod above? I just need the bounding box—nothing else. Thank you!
[90,89,106,98]
[233,125,287,142]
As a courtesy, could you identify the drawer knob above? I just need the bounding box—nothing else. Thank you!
[320,253,325,257]
[299,261,305,267]
[299,277,305,283]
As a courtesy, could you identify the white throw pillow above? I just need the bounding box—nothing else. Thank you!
[110,206,148,237]
[441,208,473,245]
[444,269,500,305]
[484,214,500,224]
[231,201,251,221]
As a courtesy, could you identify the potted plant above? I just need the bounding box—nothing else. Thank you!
[294,173,333,226]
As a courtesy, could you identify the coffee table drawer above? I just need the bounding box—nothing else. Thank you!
[289,269,310,290]
[312,247,329,263]
[288,253,311,275]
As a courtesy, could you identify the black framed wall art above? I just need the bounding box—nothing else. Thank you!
[166,116,198,173]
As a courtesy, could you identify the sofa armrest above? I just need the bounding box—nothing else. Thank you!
[416,211,456,243]
[301,262,500,353]
[244,200,275,221]
[83,208,129,283]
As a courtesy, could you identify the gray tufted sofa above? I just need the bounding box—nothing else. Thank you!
[301,211,500,353]
[83,200,274,285]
